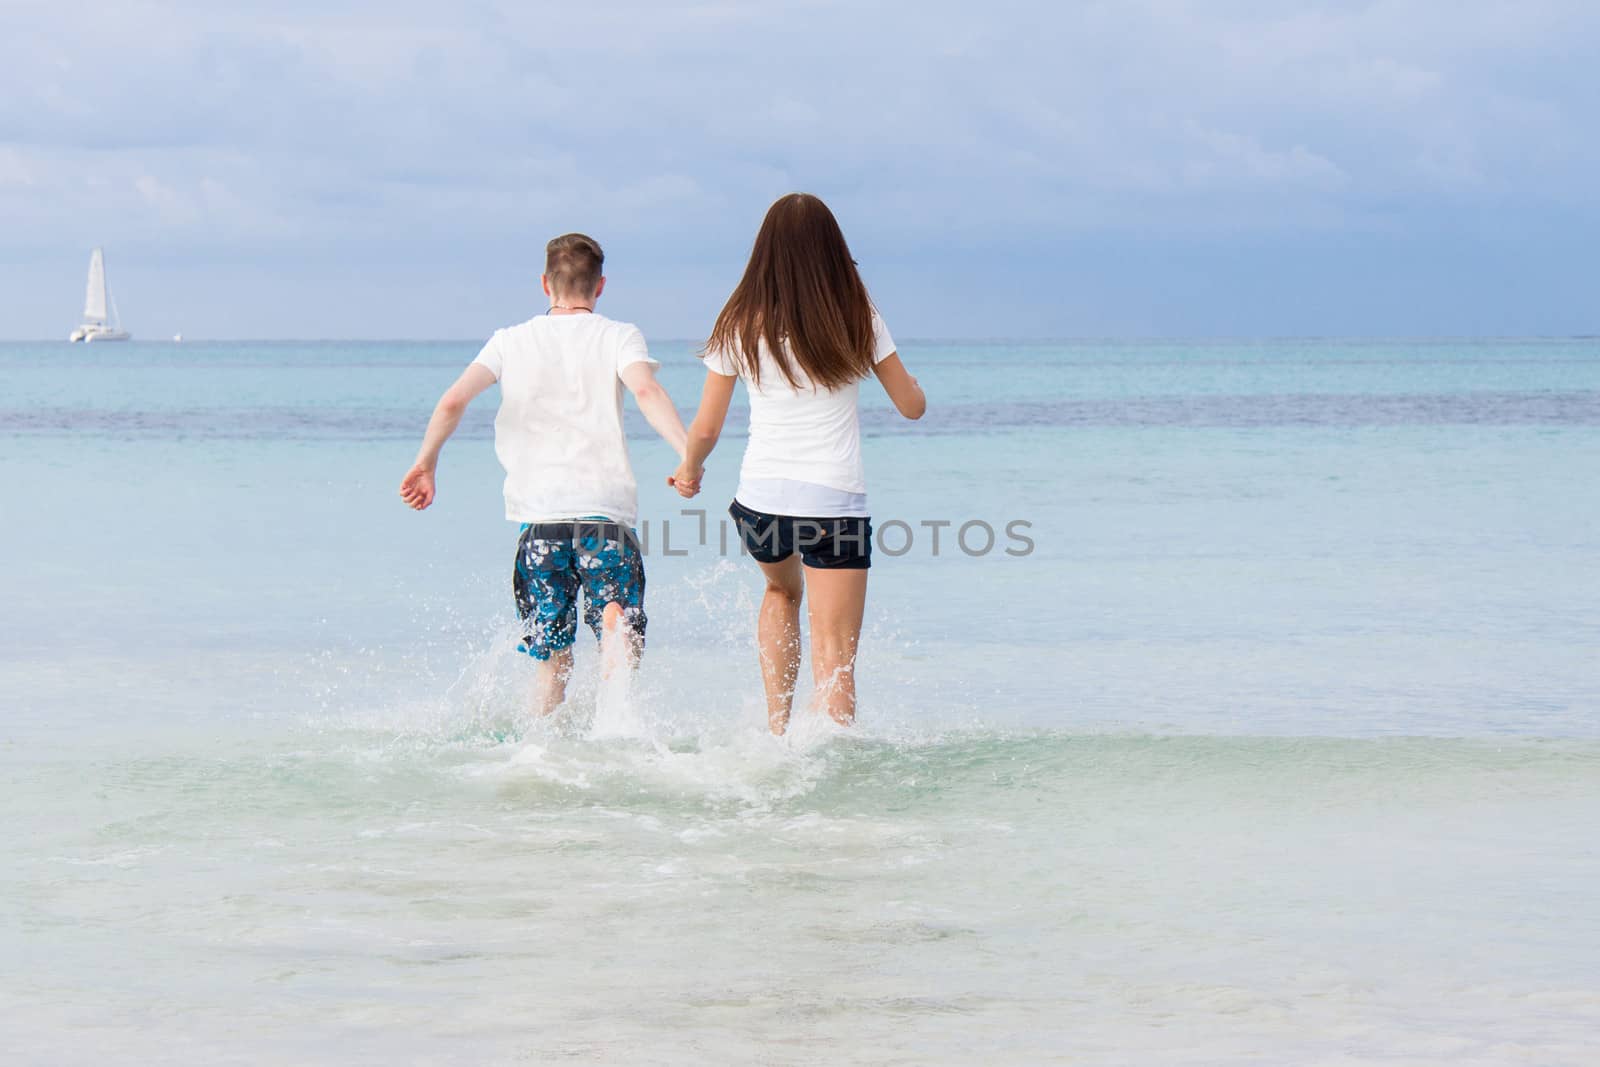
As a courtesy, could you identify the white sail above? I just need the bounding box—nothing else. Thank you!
[83,248,108,324]
[70,246,130,341]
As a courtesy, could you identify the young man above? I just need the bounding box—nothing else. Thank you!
[399,233,688,713]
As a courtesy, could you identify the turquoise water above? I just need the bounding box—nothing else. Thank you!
[3,339,1599,1063]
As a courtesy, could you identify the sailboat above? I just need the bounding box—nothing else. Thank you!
[69,248,131,342]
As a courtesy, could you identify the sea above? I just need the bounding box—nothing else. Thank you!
[2,337,1597,1064]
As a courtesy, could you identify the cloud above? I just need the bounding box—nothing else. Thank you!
[0,146,37,188]
[1178,123,1348,190]
[0,0,1596,336]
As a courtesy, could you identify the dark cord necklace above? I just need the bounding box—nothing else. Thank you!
[549,305,594,314]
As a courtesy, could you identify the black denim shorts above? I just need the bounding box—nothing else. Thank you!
[728,499,872,570]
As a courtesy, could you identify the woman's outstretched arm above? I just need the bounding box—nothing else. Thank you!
[873,353,926,419]
[671,369,737,498]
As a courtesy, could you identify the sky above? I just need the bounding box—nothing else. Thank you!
[1,0,1597,339]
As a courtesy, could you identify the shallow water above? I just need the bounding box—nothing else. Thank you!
[3,338,1598,1063]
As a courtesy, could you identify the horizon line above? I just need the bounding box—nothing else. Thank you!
[3,334,1598,345]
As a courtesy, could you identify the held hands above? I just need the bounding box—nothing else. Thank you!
[399,463,436,510]
[668,460,704,499]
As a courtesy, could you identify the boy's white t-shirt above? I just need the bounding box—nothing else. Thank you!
[701,313,896,517]
[472,313,656,525]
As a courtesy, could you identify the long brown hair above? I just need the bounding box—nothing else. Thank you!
[706,193,875,391]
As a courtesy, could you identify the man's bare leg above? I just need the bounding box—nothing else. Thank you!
[533,647,574,715]
[599,601,643,676]
[592,601,646,734]
[756,556,805,735]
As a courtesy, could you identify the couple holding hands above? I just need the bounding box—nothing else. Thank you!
[401,193,926,734]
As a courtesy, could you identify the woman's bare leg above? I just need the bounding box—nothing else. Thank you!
[802,566,868,726]
[756,556,805,735]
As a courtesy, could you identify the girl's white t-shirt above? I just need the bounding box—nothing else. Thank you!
[473,313,657,524]
[701,313,896,518]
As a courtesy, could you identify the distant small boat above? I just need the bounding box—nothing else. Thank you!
[69,248,131,342]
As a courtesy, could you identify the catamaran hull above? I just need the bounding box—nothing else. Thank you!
[70,327,131,342]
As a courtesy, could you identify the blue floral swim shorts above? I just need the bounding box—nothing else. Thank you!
[512,519,647,660]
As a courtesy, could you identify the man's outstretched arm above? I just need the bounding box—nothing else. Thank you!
[400,363,497,511]
[620,362,688,461]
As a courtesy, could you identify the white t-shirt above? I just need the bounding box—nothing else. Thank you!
[472,313,656,525]
[701,312,896,517]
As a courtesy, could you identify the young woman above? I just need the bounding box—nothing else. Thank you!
[671,193,926,734]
